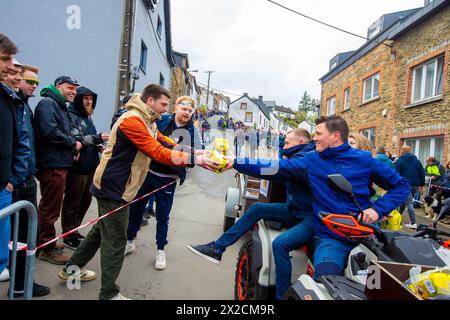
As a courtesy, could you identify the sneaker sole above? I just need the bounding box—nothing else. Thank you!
[187,245,221,264]
[155,264,166,270]
[58,271,97,282]
[63,242,78,250]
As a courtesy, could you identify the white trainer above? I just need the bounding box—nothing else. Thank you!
[124,240,136,256]
[110,292,131,300]
[405,223,417,229]
[0,268,10,282]
[155,250,167,270]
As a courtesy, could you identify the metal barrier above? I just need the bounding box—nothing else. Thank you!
[0,200,37,300]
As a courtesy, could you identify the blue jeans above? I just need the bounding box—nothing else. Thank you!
[214,203,314,300]
[312,237,354,280]
[127,172,177,250]
[0,188,12,274]
[272,221,314,299]
[399,186,417,224]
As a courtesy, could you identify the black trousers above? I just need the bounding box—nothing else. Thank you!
[9,176,37,289]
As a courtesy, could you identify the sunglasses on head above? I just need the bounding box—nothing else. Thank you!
[23,78,39,86]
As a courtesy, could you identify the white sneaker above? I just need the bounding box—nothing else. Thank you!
[124,240,136,256]
[155,250,167,270]
[405,223,417,229]
[110,292,131,300]
[0,268,10,282]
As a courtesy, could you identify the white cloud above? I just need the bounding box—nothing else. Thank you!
[171,0,425,109]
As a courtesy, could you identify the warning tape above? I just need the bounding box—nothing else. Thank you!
[16,180,176,253]
[430,184,450,191]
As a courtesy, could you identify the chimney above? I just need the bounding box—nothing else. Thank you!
[259,96,263,101]
[243,92,248,96]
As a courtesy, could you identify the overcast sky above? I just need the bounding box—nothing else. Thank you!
[171,0,425,110]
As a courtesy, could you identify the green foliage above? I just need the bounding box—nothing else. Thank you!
[298,91,320,115]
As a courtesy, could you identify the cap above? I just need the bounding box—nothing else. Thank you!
[12,59,23,67]
[54,76,79,86]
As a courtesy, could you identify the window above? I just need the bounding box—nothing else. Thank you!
[157,15,163,39]
[245,112,253,122]
[362,73,380,102]
[140,40,148,73]
[360,127,376,146]
[327,96,336,115]
[411,55,444,103]
[343,88,350,111]
[240,103,247,110]
[159,73,165,86]
[404,136,444,165]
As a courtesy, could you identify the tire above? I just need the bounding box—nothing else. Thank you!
[223,216,235,232]
[234,238,255,300]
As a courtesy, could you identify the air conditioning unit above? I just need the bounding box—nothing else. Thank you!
[131,65,140,80]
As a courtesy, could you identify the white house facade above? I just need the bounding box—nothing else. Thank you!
[228,94,271,129]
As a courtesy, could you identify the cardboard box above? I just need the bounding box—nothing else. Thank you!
[365,260,436,300]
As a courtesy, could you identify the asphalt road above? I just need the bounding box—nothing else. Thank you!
[0,127,242,300]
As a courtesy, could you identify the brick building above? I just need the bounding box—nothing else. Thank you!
[319,0,449,165]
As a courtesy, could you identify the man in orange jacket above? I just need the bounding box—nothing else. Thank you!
[58,84,218,300]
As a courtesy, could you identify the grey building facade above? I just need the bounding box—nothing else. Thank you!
[0,0,174,132]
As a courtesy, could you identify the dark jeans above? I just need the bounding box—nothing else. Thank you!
[9,176,37,289]
[399,186,418,224]
[61,172,94,239]
[36,168,68,252]
[127,172,177,250]
[67,198,129,300]
[214,202,314,300]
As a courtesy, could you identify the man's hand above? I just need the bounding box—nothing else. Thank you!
[223,155,236,171]
[101,133,110,142]
[358,208,379,224]
[194,149,212,157]
[195,154,220,171]
[75,141,83,152]
[6,183,14,193]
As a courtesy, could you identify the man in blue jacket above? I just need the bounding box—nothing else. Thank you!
[395,145,425,229]
[190,115,410,282]
[5,62,50,297]
[0,33,17,283]
[188,128,315,299]
[125,96,204,270]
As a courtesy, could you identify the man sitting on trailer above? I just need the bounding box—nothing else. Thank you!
[188,128,316,299]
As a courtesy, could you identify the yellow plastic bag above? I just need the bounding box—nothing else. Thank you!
[406,267,450,299]
[214,139,228,155]
[380,209,403,231]
[210,150,228,174]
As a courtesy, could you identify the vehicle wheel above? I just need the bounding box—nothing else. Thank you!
[223,216,235,232]
[234,238,255,300]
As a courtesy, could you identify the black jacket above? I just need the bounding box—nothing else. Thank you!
[68,86,102,175]
[0,83,17,190]
[34,85,77,170]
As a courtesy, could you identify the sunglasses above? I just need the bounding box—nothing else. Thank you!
[23,78,39,86]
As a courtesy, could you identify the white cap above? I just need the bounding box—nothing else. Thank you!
[12,58,23,67]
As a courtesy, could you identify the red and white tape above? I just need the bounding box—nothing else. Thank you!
[14,180,176,253]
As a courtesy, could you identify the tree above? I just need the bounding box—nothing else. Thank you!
[298,91,314,114]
